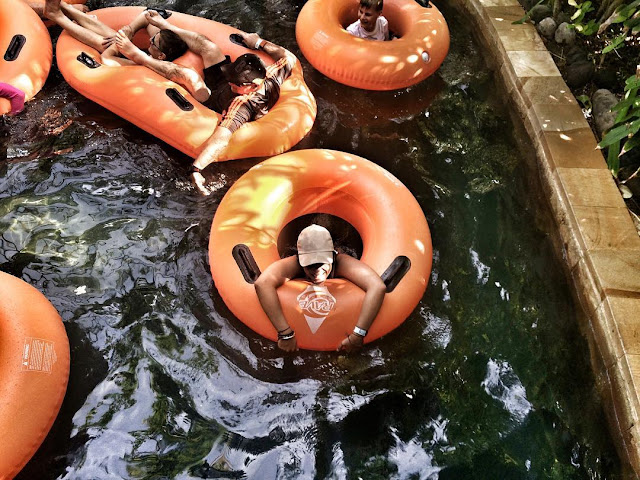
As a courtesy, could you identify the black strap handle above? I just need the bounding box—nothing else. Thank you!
[232,244,262,284]
[166,88,193,111]
[4,35,26,62]
[77,52,100,68]
[145,7,172,19]
[381,256,411,293]
[229,33,249,48]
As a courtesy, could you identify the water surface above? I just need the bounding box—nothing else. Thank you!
[0,0,622,478]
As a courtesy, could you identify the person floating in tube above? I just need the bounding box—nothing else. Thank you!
[112,11,296,196]
[44,0,189,67]
[347,0,390,41]
[254,225,387,353]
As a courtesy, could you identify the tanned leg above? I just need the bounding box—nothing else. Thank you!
[60,2,115,37]
[44,0,112,52]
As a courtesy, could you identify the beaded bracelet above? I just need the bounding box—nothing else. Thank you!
[278,331,295,341]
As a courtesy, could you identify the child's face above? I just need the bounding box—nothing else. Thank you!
[357,5,381,32]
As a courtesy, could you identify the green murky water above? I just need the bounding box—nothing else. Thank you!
[0,0,621,478]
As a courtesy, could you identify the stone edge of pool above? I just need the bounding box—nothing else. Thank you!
[449,0,640,475]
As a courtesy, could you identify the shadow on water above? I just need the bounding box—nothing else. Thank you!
[0,0,624,478]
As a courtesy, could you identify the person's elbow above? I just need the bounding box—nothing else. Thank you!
[284,50,297,70]
[254,274,274,295]
[367,277,387,297]
[193,86,210,103]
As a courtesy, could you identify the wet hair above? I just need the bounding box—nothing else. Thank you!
[158,30,188,61]
[222,54,267,86]
[360,0,383,11]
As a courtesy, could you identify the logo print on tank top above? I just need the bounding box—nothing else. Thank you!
[296,285,337,334]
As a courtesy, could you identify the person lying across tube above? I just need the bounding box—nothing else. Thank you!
[254,224,387,353]
[113,11,296,196]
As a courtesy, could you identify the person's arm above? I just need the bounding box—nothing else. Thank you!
[114,31,210,100]
[335,254,386,352]
[254,256,302,352]
[101,43,137,67]
[237,32,297,70]
[381,17,390,41]
[144,9,225,64]
[189,126,233,195]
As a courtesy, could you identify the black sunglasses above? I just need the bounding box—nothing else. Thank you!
[150,33,161,51]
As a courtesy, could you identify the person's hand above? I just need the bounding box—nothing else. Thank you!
[102,35,116,49]
[191,171,212,196]
[145,10,171,30]
[238,32,262,50]
[115,30,143,61]
[277,336,298,352]
[338,333,364,353]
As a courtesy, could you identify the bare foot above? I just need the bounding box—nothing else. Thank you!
[145,10,171,30]
[115,30,144,62]
[43,0,63,20]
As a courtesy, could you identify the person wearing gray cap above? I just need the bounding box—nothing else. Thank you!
[254,224,386,353]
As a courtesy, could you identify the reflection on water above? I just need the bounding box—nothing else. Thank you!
[0,0,622,478]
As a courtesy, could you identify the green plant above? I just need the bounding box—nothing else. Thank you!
[512,0,545,25]
[598,66,640,176]
[568,0,600,34]
[598,0,640,53]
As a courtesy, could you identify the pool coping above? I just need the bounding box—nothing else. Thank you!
[450,0,640,475]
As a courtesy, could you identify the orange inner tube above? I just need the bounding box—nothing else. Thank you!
[56,7,317,161]
[0,272,70,479]
[0,0,52,114]
[296,0,449,91]
[209,149,433,351]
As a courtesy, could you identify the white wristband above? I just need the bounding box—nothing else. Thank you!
[353,326,367,337]
[255,38,264,49]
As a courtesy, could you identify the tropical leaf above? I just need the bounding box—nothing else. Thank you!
[610,96,639,113]
[599,121,640,148]
[576,95,592,108]
[607,140,621,176]
[621,132,640,156]
[625,75,640,90]
[602,33,627,52]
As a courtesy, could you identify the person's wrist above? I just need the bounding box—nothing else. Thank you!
[348,332,363,345]
[353,326,367,338]
[190,164,202,175]
[278,328,295,341]
[254,38,264,50]
[132,49,147,63]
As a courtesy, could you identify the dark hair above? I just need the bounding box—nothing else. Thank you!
[222,53,267,86]
[158,30,188,61]
[360,0,383,11]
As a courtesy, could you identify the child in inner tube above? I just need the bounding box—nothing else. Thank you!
[347,0,390,41]
[254,224,387,353]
